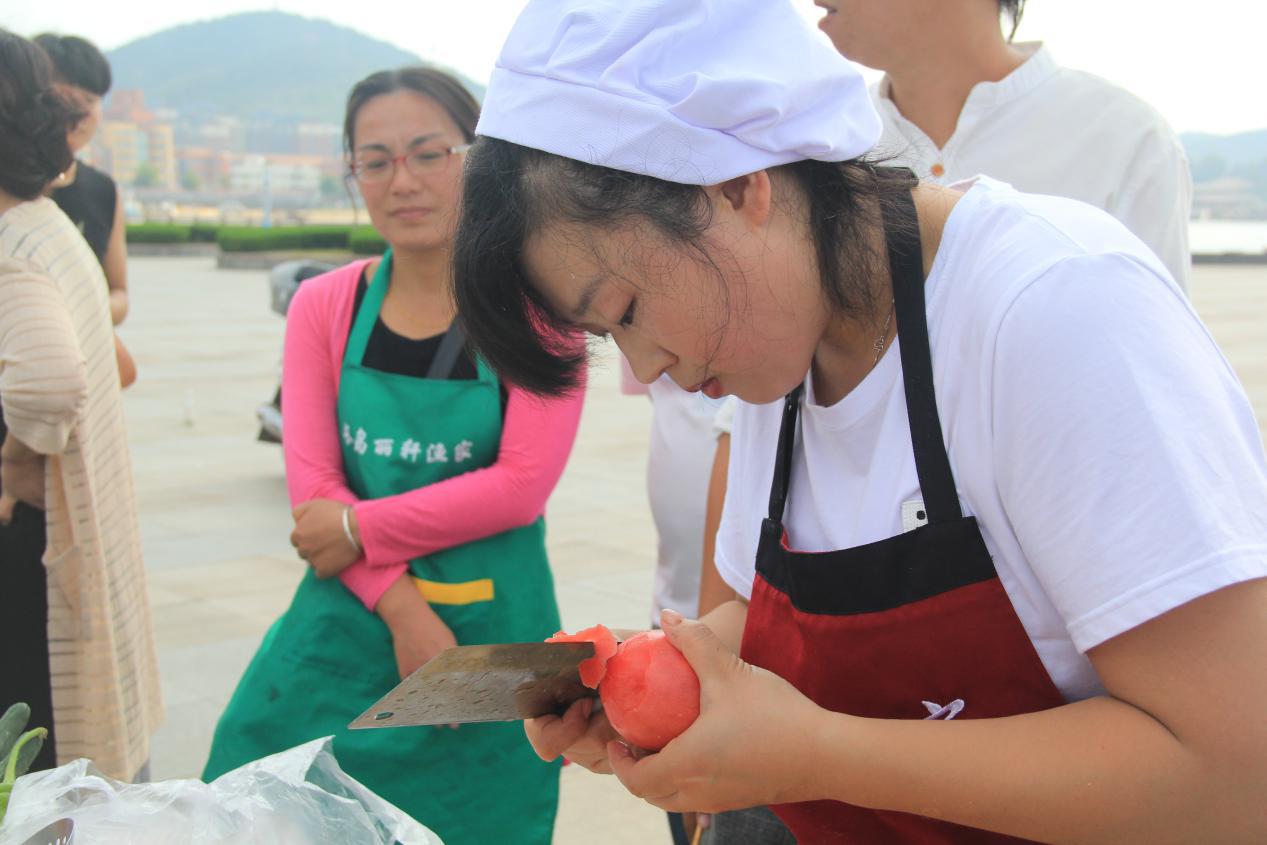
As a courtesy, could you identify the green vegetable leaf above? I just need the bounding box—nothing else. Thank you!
[0,703,31,764]
[13,729,47,781]
[3,728,48,784]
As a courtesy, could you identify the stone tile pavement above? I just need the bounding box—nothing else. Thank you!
[116,257,1265,844]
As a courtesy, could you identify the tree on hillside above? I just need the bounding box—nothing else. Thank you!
[134,164,159,188]
[320,174,342,199]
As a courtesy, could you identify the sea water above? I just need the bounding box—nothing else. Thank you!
[1189,219,1267,255]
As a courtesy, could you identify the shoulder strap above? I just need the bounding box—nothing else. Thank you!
[883,178,963,523]
[766,384,804,523]
[426,322,468,380]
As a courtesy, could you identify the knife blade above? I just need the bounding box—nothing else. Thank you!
[348,641,598,729]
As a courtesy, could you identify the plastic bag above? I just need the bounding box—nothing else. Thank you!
[0,737,443,845]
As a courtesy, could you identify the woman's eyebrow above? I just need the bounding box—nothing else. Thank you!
[355,134,442,155]
[570,273,608,320]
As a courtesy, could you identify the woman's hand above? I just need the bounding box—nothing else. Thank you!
[114,334,137,388]
[0,461,44,517]
[525,697,622,773]
[0,491,19,525]
[291,498,361,577]
[376,574,458,679]
[607,611,829,814]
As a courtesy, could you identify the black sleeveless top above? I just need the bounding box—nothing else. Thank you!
[51,161,117,263]
[348,269,479,380]
[347,268,508,410]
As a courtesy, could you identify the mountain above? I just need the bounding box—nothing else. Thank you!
[1180,130,1267,169]
[1180,129,1267,185]
[106,12,485,124]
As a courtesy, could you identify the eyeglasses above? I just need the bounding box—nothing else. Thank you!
[349,143,472,184]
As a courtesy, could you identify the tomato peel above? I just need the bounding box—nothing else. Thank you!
[546,624,619,688]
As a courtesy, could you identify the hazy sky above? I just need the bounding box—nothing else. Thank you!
[6,0,1263,134]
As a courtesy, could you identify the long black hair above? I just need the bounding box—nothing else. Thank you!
[452,139,918,396]
[0,30,81,200]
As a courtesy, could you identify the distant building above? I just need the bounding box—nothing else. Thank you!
[245,120,298,155]
[230,154,328,195]
[95,89,178,189]
[297,123,342,159]
[96,122,144,184]
[177,147,234,192]
[104,89,153,124]
[93,89,351,200]
[1193,178,1266,220]
[197,117,247,156]
[146,123,179,189]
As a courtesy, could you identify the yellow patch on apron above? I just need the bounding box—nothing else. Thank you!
[412,576,495,605]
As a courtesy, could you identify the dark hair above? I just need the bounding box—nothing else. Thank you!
[452,139,918,396]
[33,33,112,96]
[0,30,80,200]
[343,66,480,161]
[1000,0,1027,41]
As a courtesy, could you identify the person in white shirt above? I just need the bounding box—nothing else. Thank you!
[449,0,1267,842]
[619,363,727,844]
[699,5,1195,837]
[813,0,1193,289]
[620,362,725,629]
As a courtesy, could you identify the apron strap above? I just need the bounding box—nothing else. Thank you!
[344,251,394,368]
[766,383,804,523]
[426,322,469,380]
[765,169,962,525]
[883,176,963,523]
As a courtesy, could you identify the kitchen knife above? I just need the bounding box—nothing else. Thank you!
[348,641,598,730]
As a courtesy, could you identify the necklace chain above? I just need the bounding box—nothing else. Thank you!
[872,300,895,367]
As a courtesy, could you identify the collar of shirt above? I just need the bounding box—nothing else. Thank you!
[873,41,1059,162]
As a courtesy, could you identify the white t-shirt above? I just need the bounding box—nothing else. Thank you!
[645,374,729,623]
[871,42,1193,291]
[716,178,1267,702]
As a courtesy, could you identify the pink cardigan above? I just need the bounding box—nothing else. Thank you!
[281,259,585,609]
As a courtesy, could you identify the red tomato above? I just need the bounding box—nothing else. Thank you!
[546,624,619,688]
[599,631,700,751]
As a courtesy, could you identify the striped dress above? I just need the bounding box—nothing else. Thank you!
[0,197,162,779]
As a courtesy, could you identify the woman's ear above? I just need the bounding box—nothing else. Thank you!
[713,171,773,230]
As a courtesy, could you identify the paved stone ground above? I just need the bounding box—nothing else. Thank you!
[118,257,1265,844]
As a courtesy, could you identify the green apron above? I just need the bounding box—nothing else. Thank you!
[204,252,562,845]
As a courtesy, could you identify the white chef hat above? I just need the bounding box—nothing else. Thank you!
[477,0,882,186]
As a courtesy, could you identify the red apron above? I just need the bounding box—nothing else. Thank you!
[739,183,1066,844]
